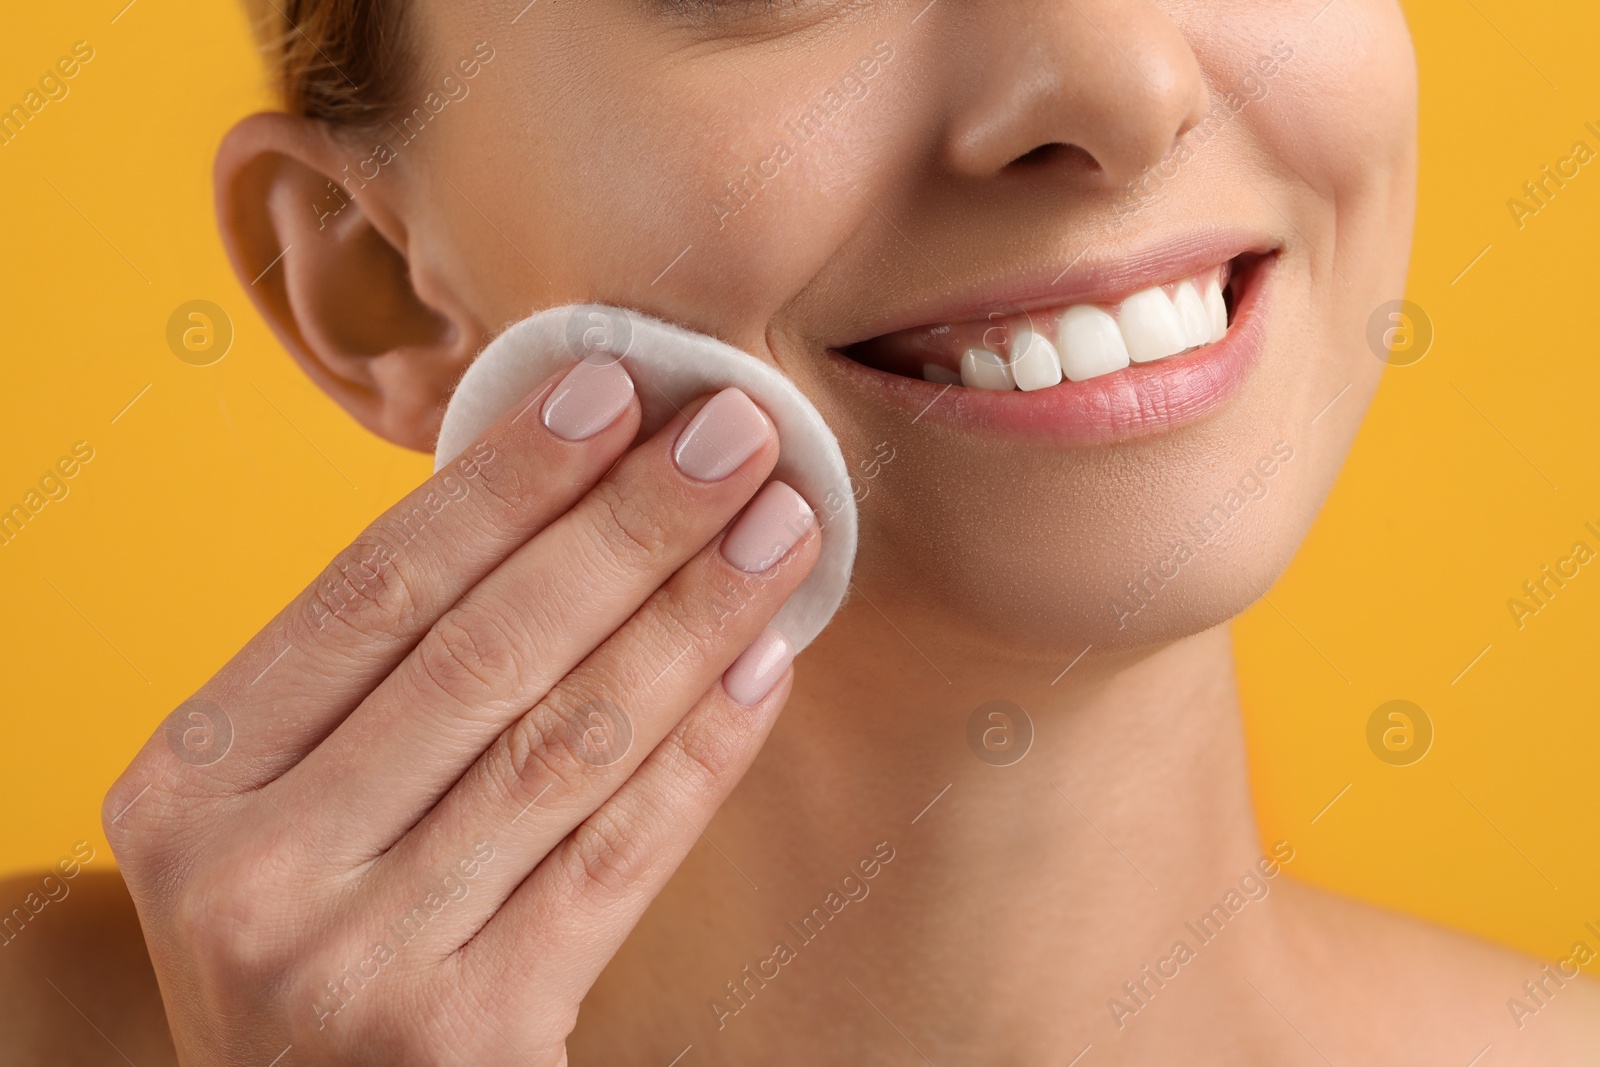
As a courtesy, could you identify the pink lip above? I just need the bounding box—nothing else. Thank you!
[827,230,1275,347]
[820,249,1278,446]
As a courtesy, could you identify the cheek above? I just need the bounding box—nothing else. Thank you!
[1184,0,1417,210]
[1248,1,1415,442]
[1243,0,1418,295]
[446,30,913,354]
[1260,3,1418,191]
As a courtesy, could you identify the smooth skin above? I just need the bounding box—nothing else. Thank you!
[5,0,1599,1063]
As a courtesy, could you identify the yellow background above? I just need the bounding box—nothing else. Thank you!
[1,1,1595,969]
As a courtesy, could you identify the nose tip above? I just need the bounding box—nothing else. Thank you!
[1094,52,1212,185]
[941,0,1211,189]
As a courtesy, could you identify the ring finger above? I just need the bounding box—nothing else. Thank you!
[372,477,818,945]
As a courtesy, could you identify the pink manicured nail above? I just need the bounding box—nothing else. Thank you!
[541,357,635,441]
[672,388,770,481]
[721,481,815,573]
[723,627,794,707]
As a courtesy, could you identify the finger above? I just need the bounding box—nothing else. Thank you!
[272,388,782,852]
[107,358,639,808]
[370,480,817,936]
[457,653,796,1011]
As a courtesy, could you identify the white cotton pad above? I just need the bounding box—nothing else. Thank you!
[434,304,857,653]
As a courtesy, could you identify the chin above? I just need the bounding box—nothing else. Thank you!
[843,428,1336,663]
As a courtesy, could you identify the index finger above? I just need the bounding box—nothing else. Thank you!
[119,358,642,797]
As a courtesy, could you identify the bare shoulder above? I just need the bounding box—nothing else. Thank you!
[1274,876,1600,1065]
[0,867,177,1067]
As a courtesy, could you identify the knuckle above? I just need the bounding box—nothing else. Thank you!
[470,454,545,518]
[558,807,651,902]
[100,768,154,845]
[498,706,589,803]
[173,853,299,986]
[669,713,746,790]
[303,535,420,641]
[416,603,529,705]
[101,776,168,866]
[102,752,225,873]
[587,480,672,568]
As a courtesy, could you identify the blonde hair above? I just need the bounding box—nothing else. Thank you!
[240,0,411,128]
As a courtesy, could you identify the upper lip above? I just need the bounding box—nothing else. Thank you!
[830,227,1280,348]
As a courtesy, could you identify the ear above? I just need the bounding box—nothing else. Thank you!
[214,112,487,451]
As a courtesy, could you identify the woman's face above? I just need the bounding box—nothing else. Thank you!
[386,0,1417,656]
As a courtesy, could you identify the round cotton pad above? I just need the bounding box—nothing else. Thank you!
[434,304,858,653]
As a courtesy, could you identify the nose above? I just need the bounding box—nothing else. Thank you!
[940,0,1211,187]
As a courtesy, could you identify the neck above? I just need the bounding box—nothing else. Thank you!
[581,597,1295,1063]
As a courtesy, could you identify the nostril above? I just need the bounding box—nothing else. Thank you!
[1009,142,1100,173]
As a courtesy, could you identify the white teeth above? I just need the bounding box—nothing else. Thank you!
[1203,276,1228,343]
[1056,305,1131,382]
[1172,281,1212,350]
[905,267,1235,389]
[959,347,1013,390]
[1118,286,1190,363]
[1009,328,1063,391]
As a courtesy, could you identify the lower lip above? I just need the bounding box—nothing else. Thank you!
[821,254,1276,446]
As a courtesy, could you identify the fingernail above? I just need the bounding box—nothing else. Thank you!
[673,388,770,481]
[721,481,815,573]
[541,357,635,441]
[723,627,794,707]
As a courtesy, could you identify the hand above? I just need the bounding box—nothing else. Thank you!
[104,358,820,1066]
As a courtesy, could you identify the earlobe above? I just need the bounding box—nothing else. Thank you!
[214,112,486,451]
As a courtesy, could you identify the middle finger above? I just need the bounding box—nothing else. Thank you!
[273,386,779,856]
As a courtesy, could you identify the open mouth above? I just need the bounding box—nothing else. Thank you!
[838,252,1269,391]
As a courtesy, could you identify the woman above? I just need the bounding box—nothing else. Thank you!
[4,0,1596,1062]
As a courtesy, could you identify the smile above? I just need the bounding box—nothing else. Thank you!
[823,241,1279,444]
[841,252,1269,387]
